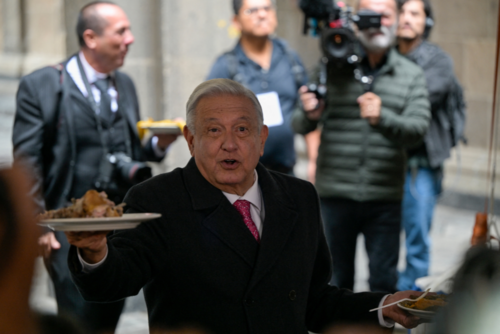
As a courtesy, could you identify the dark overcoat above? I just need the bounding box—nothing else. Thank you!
[69,158,385,334]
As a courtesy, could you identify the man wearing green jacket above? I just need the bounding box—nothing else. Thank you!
[292,0,430,293]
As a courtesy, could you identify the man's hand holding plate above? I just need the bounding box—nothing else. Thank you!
[382,291,426,328]
[65,231,109,264]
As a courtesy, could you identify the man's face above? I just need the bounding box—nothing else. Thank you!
[184,94,268,195]
[91,4,134,72]
[357,0,398,53]
[233,0,277,38]
[397,0,426,41]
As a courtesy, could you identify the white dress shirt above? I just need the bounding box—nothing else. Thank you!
[66,52,165,157]
[222,170,264,236]
[77,168,392,327]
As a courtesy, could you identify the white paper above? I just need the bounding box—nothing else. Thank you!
[256,91,283,127]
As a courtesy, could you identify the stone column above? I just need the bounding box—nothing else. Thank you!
[276,0,321,70]
[0,0,24,76]
[160,0,237,170]
[22,0,66,74]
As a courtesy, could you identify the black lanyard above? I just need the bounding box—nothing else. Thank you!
[75,55,132,157]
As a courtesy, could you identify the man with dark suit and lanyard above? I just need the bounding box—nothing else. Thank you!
[12,2,178,332]
[65,78,425,334]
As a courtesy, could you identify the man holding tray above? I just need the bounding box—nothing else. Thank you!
[66,78,425,334]
[12,1,179,332]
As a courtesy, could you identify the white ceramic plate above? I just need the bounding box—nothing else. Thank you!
[38,213,162,231]
[397,303,436,320]
[145,125,181,135]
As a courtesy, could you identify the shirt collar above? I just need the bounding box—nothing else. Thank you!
[222,170,261,212]
[78,51,109,84]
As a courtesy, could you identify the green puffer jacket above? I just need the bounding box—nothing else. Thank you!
[292,48,430,202]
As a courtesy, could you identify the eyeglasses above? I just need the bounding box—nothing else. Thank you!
[243,5,274,16]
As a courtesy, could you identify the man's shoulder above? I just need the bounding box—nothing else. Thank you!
[130,167,184,194]
[266,169,316,197]
[20,64,64,86]
[390,49,426,81]
[114,70,135,87]
[423,41,454,66]
[392,49,423,72]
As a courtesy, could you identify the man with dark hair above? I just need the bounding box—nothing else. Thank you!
[293,0,430,293]
[12,2,178,332]
[396,0,465,291]
[207,0,307,175]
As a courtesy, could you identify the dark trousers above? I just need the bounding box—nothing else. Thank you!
[47,231,125,333]
[320,197,401,293]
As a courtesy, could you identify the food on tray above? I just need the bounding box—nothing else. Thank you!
[137,118,186,140]
[39,190,124,219]
[401,294,448,312]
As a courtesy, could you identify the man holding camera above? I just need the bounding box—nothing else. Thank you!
[12,2,178,332]
[207,0,307,175]
[396,0,465,291]
[293,0,430,293]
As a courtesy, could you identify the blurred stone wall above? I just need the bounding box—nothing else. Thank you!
[0,0,499,199]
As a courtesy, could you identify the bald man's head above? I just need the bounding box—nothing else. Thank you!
[76,1,116,47]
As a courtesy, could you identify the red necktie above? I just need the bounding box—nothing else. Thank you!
[233,200,260,242]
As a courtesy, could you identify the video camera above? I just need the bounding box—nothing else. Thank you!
[299,0,382,64]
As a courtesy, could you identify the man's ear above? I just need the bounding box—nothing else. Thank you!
[259,125,269,157]
[232,15,242,32]
[82,29,98,49]
[183,125,195,156]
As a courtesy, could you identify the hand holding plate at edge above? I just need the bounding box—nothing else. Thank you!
[381,290,430,328]
[65,230,110,264]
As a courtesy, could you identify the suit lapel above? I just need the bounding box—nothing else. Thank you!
[115,72,140,138]
[184,158,259,268]
[248,164,298,289]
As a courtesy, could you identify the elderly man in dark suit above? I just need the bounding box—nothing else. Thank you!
[66,79,423,334]
[12,2,177,332]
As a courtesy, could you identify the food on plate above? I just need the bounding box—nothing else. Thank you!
[401,294,448,312]
[38,190,124,219]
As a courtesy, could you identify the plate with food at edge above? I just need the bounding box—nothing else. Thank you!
[397,294,448,320]
[38,190,161,231]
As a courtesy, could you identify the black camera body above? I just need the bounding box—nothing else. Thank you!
[300,0,383,96]
[300,0,382,64]
[95,152,152,203]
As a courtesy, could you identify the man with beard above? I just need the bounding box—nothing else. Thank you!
[292,0,430,293]
[396,0,465,291]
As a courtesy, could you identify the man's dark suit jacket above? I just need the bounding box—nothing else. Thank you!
[12,57,159,211]
[69,158,386,334]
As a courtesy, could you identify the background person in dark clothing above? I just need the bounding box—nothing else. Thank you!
[207,0,307,174]
[396,0,466,291]
[12,2,178,332]
[293,0,430,293]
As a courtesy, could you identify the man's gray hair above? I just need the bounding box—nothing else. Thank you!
[186,79,264,134]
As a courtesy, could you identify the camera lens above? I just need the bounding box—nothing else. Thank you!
[321,28,356,62]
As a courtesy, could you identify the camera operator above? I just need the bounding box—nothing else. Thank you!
[396,0,466,291]
[292,0,430,293]
[12,2,179,333]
